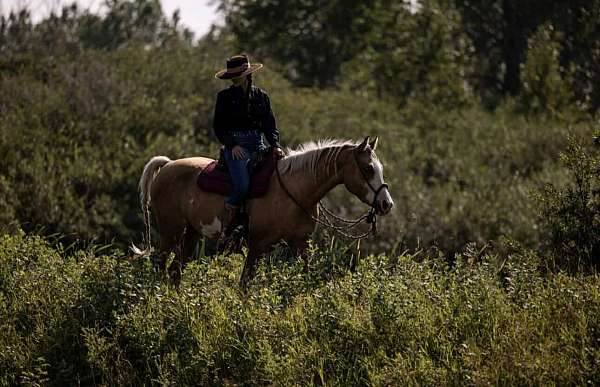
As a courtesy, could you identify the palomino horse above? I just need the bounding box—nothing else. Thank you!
[136,136,394,287]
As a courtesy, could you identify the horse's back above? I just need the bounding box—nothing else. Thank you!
[152,156,213,196]
[151,155,224,228]
[168,156,214,169]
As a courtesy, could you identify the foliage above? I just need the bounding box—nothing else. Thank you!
[451,0,546,98]
[0,1,599,385]
[545,2,600,112]
[519,23,575,118]
[0,233,599,385]
[0,2,593,255]
[340,1,473,108]
[220,0,375,87]
[535,135,600,272]
[0,1,190,59]
[0,4,226,244]
[221,0,600,112]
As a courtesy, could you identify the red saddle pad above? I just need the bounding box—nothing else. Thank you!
[197,149,282,198]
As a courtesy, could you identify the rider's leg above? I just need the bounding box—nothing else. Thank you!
[222,149,251,233]
[224,150,251,207]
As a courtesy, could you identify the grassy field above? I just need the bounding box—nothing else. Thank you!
[1,233,599,385]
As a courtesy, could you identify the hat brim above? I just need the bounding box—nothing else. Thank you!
[215,63,263,79]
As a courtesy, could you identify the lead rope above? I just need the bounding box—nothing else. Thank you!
[275,162,379,239]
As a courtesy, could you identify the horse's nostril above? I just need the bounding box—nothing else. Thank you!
[380,199,392,213]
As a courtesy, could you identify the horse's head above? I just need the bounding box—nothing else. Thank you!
[341,137,394,216]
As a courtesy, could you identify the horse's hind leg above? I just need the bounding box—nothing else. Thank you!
[167,225,199,286]
[154,215,186,274]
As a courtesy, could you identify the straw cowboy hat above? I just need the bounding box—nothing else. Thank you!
[215,54,263,80]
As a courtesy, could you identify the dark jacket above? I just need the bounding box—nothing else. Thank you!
[212,85,281,149]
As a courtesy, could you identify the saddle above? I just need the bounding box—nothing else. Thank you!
[197,147,282,197]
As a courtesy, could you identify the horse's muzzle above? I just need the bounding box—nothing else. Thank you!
[376,197,394,215]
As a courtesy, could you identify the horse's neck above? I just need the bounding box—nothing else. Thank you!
[284,147,346,209]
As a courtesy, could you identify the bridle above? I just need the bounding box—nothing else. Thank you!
[353,150,389,223]
[275,147,389,239]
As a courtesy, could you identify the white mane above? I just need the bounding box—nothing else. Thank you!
[279,138,358,178]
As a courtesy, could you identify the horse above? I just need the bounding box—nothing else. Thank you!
[135,136,394,288]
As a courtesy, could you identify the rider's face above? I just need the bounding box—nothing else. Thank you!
[231,74,251,89]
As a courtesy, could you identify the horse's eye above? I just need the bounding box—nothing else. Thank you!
[364,165,375,174]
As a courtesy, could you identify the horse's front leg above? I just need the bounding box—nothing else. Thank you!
[289,237,311,273]
[286,222,315,272]
[240,232,281,292]
[239,236,272,291]
[240,249,258,292]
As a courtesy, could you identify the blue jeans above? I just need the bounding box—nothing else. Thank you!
[224,131,266,206]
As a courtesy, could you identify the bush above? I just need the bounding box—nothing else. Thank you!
[1,233,599,385]
[0,7,226,244]
[535,134,600,271]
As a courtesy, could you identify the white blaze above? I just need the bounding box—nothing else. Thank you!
[368,159,393,209]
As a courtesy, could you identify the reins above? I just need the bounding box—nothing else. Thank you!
[274,149,388,240]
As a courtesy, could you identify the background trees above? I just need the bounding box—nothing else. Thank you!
[220,0,377,87]
[0,0,597,257]
[222,0,600,111]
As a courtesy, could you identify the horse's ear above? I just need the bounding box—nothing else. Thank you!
[357,136,370,152]
[369,136,379,151]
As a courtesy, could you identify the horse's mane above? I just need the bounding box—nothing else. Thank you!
[279,139,358,177]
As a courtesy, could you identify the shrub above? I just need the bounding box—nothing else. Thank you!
[535,134,600,271]
[1,233,600,385]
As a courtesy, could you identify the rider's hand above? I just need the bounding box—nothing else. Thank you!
[273,147,285,157]
[232,145,246,160]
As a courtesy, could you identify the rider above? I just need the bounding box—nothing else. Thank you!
[213,54,285,234]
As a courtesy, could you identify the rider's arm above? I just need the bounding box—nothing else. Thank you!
[261,93,281,149]
[213,91,236,149]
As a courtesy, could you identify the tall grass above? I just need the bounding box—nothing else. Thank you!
[1,233,598,385]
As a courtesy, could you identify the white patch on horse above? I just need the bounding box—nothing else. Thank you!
[200,217,221,238]
[367,158,385,203]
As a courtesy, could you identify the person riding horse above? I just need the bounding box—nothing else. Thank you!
[213,54,286,239]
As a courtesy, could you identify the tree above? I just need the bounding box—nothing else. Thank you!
[452,0,600,111]
[549,1,600,111]
[341,0,473,107]
[219,0,377,87]
[451,0,544,98]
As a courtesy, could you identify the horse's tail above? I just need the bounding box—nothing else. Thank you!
[131,156,171,256]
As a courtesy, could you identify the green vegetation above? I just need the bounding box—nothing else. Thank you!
[1,233,599,385]
[1,0,599,384]
[535,135,600,272]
